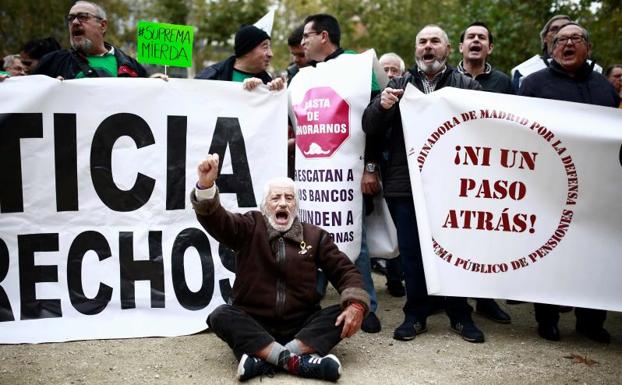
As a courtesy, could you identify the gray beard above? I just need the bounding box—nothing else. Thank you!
[71,37,93,54]
[415,56,447,75]
[266,215,295,232]
[261,205,296,232]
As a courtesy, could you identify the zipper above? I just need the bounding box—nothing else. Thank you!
[275,237,286,317]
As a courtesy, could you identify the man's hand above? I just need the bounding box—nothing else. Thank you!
[361,170,380,195]
[197,153,220,189]
[0,74,8,82]
[380,87,404,110]
[267,77,284,91]
[242,77,263,91]
[335,303,364,338]
[150,73,169,81]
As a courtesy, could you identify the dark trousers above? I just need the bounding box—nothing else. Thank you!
[385,257,404,286]
[386,196,473,323]
[534,303,607,328]
[207,304,344,360]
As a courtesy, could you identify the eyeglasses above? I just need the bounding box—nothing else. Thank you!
[66,12,102,24]
[302,31,321,39]
[554,34,585,46]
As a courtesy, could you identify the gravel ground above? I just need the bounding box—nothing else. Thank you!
[1,273,621,385]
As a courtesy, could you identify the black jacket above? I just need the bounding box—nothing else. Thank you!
[195,55,272,83]
[519,60,620,107]
[34,43,147,79]
[362,66,481,197]
[457,61,514,94]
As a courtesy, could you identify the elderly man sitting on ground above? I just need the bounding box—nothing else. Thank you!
[190,154,370,382]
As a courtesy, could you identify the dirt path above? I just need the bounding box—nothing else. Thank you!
[1,274,620,385]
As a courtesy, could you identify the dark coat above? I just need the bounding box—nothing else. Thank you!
[195,55,272,84]
[190,189,369,323]
[457,61,514,94]
[362,66,482,197]
[34,43,147,79]
[519,60,620,108]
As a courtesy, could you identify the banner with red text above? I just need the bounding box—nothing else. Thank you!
[288,50,387,260]
[401,85,622,311]
[0,75,287,343]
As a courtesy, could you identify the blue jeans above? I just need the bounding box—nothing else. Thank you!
[355,222,378,313]
[315,223,378,313]
[385,196,471,323]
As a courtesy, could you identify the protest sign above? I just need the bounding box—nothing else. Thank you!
[400,85,622,311]
[0,76,287,343]
[137,21,193,67]
[288,50,385,260]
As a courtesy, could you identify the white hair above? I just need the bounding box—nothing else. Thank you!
[260,177,298,212]
[379,52,405,73]
[2,54,19,70]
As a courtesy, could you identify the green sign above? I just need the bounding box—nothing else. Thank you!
[137,21,193,67]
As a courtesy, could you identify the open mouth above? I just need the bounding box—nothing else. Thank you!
[562,48,575,58]
[469,45,482,52]
[71,28,85,37]
[423,53,435,61]
[275,210,289,224]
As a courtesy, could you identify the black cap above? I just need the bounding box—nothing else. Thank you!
[234,25,270,58]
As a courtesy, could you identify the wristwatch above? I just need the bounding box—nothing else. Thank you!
[365,162,377,173]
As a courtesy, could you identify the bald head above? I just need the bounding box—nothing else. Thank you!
[415,25,451,76]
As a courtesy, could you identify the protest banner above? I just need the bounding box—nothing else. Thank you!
[137,21,193,67]
[0,76,287,343]
[400,85,622,311]
[254,10,275,35]
[288,50,387,261]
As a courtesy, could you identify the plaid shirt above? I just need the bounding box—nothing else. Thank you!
[418,66,447,94]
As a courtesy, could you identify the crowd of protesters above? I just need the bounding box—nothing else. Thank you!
[2,1,620,382]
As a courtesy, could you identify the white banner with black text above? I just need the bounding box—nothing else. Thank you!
[0,75,287,343]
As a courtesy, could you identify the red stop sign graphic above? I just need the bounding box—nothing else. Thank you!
[293,87,350,158]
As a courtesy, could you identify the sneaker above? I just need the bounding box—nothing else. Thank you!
[294,354,341,382]
[576,323,610,343]
[476,299,511,324]
[237,354,275,382]
[450,321,485,343]
[393,319,427,341]
[361,312,382,333]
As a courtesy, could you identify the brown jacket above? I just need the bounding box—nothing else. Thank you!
[191,189,369,323]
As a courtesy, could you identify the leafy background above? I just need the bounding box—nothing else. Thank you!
[1,0,620,76]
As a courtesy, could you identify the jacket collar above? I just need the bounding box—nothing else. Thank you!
[410,64,455,86]
[265,216,304,243]
[457,61,492,77]
[308,47,345,67]
[549,59,593,80]
[324,47,344,62]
